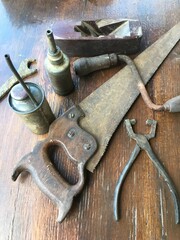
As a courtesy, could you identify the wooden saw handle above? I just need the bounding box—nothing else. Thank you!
[12,106,97,222]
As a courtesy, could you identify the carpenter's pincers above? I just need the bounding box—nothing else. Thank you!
[114,119,180,224]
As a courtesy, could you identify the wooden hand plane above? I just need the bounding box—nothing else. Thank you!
[52,19,142,57]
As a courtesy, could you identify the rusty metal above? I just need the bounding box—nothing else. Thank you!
[74,53,180,111]
[79,22,180,172]
[114,119,180,224]
[6,55,55,135]
[12,23,180,222]
[52,19,142,57]
[0,58,37,100]
[44,30,74,96]
[117,55,180,112]
[12,106,97,222]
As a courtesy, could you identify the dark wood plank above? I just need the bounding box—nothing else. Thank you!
[0,0,179,239]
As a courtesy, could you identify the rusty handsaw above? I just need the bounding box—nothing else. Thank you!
[12,22,180,222]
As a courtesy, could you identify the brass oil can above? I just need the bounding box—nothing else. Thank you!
[44,30,74,96]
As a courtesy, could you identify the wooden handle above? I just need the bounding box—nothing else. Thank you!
[73,53,118,76]
[12,106,97,222]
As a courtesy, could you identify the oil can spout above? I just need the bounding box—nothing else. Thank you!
[46,29,58,54]
[5,54,39,107]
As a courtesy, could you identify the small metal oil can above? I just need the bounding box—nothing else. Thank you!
[8,82,55,135]
[44,30,74,96]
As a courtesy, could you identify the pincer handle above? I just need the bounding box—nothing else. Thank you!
[12,106,97,222]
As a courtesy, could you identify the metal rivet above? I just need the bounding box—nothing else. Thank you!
[83,143,91,150]
[68,113,75,119]
[67,129,75,138]
[130,119,136,125]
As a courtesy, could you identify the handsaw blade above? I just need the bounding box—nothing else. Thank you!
[78,22,180,172]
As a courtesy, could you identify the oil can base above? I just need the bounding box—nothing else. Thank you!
[53,85,74,96]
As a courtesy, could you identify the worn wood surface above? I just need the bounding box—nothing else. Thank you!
[0,0,179,239]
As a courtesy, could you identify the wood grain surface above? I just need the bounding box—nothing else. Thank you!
[0,0,179,239]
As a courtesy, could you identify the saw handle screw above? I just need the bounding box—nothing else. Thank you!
[68,113,75,119]
[83,143,91,150]
[67,129,76,138]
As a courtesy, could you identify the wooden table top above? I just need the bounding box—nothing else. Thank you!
[0,0,179,239]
